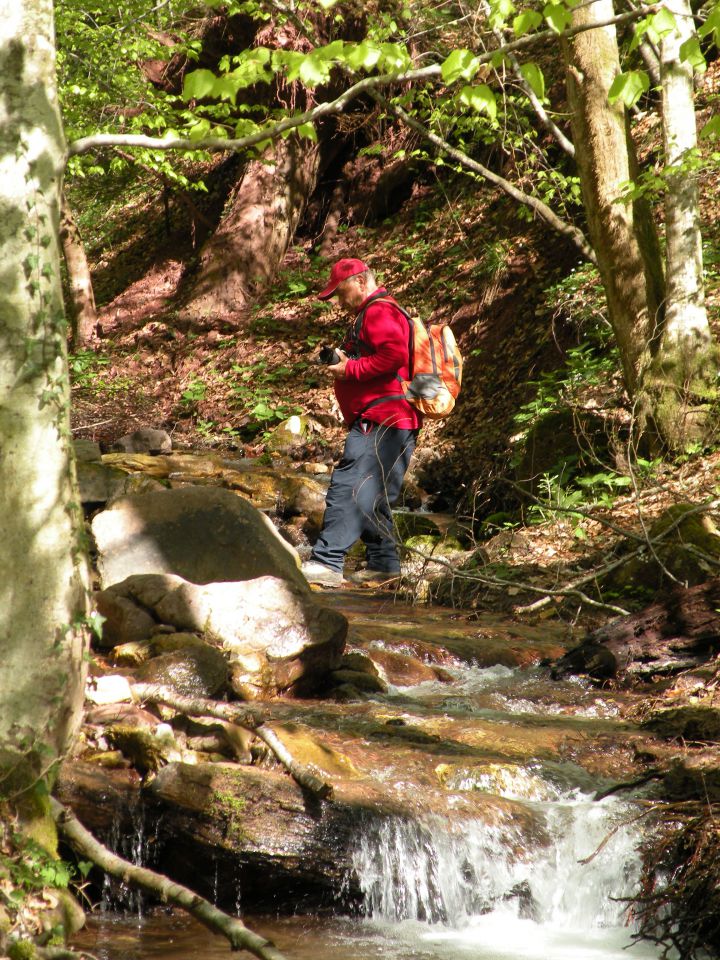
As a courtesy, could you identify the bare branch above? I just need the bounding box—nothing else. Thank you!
[50,798,288,960]
[131,683,334,799]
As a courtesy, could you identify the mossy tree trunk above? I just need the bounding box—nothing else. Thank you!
[179,135,320,323]
[641,0,719,450]
[562,0,666,397]
[0,0,90,798]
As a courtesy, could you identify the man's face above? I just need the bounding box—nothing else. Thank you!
[335,272,367,312]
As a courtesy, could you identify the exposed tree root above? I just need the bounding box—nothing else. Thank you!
[630,803,720,959]
[50,798,288,960]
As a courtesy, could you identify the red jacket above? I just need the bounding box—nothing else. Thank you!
[335,289,422,430]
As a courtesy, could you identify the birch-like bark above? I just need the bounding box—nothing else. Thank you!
[0,0,90,794]
[640,0,719,449]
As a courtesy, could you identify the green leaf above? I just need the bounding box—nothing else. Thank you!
[520,62,545,99]
[488,0,516,27]
[648,6,677,38]
[607,70,649,108]
[441,49,480,84]
[513,10,543,35]
[458,84,497,121]
[698,6,720,45]
[344,41,382,71]
[679,35,706,72]
[379,42,411,72]
[298,52,332,87]
[543,3,572,33]
[700,115,720,139]
[297,122,318,141]
[182,69,218,101]
[317,0,338,8]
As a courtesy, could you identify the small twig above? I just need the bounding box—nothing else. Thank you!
[594,769,665,801]
[577,806,656,865]
[50,798,288,960]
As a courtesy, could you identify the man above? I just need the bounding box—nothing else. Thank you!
[300,258,421,587]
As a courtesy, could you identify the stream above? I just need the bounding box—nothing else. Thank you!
[72,588,665,960]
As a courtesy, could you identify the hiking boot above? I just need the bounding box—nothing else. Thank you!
[347,568,400,587]
[300,560,345,587]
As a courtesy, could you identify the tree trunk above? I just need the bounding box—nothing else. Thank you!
[0,0,90,797]
[640,0,719,450]
[179,135,320,323]
[562,0,665,394]
[59,189,97,349]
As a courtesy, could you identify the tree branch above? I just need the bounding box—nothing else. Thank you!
[377,95,597,262]
[50,798,288,960]
[67,8,651,158]
[131,683,334,799]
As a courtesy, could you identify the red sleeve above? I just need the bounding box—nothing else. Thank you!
[343,301,409,381]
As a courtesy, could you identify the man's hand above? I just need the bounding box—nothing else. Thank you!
[328,348,349,379]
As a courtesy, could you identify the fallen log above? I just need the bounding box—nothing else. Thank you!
[552,577,720,682]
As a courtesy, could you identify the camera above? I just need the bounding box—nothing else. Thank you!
[318,345,341,365]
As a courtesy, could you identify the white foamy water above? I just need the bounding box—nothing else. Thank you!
[350,797,657,958]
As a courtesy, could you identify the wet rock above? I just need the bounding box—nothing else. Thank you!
[267,723,362,779]
[135,645,229,698]
[330,669,387,693]
[91,486,305,590]
[111,427,172,454]
[366,648,453,686]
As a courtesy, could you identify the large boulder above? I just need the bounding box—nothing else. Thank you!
[91,486,304,589]
[96,573,347,698]
[111,427,172,454]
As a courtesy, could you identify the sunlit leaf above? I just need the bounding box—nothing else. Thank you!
[679,35,706,72]
[608,70,649,108]
[441,49,480,84]
[458,84,497,121]
[700,115,720,139]
[344,41,382,71]
[513,10,543,35]
[520,62,545,100]
[182,69,218,101]
[543,3,572,33]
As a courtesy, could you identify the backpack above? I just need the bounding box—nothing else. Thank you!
[351,296,463,421]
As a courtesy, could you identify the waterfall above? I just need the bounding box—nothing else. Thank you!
[351,797,643,931]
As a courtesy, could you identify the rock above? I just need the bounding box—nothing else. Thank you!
[91,486,305,589]
[303,462,329,475]
[93,590,157,648]
[101,572,347,699]
[85,675,133,705]
[267,723,362,779]
[73,439,102,462]
[643,705,720,742]
[107,721,182,774]
[330,669,387,693]
[135,645,229,698]
[265,415,311,453]
[76,461,134,504]
[603,502,720,595]
[111,427,172,454]
[367,648,453,686]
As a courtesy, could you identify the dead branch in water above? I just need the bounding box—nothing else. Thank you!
[50,797,288,960]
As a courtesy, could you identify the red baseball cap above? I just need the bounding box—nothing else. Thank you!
[317,258,368,300]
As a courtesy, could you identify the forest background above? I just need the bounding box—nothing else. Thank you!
[1,0,720,955]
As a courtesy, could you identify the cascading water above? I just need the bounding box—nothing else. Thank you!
[349,798,656,958]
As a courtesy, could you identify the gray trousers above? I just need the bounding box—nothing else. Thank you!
[311,419,417,573]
